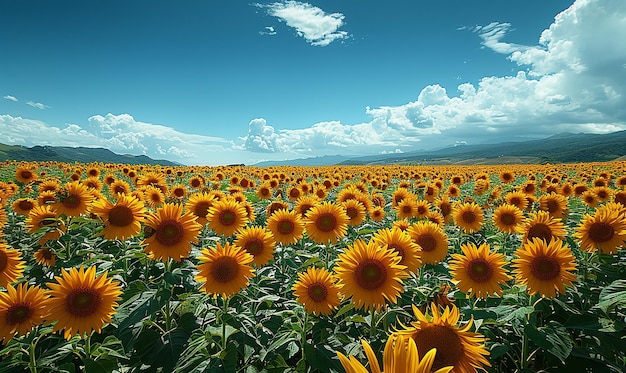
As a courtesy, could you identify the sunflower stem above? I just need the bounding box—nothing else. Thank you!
[164,259,173,331]
[221,296,231,351]
[369,307,377,339]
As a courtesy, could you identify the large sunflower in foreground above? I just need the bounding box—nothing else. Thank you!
[449,242,510,299]
[334,239,408,311]
[491,204,525,234]
[195,242,255,298]
[304,201,350,244]
[517,211,566,243]
[266,208,305,245]
[395,303,491,373]
[91,194,146,240]
[0,243,26,287]
[512,238,577,298]
[292,267,342,316]
[407,221,449,265]
[371,227,422,274]
[52,181,95,217]
[0,283,48,343]
[206,198,249,237]
[45,266,122,339]
[337,333,453,373]
[234,226,276,267]
[574,204,626,254]
[143,203,201,262]
[452,202,484,234]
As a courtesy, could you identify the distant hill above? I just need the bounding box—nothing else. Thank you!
[250,130,626,166]
[0,143,181,166]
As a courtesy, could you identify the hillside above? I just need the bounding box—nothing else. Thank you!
[0,144,180,166]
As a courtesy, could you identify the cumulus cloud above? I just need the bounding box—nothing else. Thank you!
[257,1,349,46]
[3,95,18,102]
[241,118,280,152]
[26,101,50,110]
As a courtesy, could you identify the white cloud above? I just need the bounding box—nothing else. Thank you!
[257,1,349,46]
[260,26,277,36]
[3,95,18,102]
[474,22,533,54]
[26,101,50,110]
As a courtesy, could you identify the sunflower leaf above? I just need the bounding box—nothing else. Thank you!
[595,279,626,313]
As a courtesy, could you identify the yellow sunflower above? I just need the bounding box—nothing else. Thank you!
[185,191,218,226]
[25,204,66,244]
[142,185,165,208]
[491,204,525,234]
[11,197,37,216]
[34,246,57,267]
[206,198,249,237]
[91,194,146,240]
[234,226,276,267]
[371,227,422,274]
[369,206,385,222]
[341,199,367,227]
[304,201,350,244]
[574,205,626,254]
[292,266,342,316]
[504,190,529,211]
[538,192,568,220]
[395,303,491,373]
[517,210,566,243]
[395,197,419,220]
[512,238,577,297]
[15,166,37,184]
[266,208,305,245]
[0,243,26,287]
[337,333,453,373]
[334,239,408,311]
[0,283,48,343]
[407,221,449,265]
[449,242,511,299]
[108,179,132,195]
[45,266,122,339]
[53,181,95,217]
[143,203,201,262]
[195,242,255,298]
[452,202,484,234]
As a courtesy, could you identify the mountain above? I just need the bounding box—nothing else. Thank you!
[253,154,353,167]
[0,143,181,166]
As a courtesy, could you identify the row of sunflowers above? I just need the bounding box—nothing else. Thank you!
[0,160,625,372]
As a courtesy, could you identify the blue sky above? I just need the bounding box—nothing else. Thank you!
[1,0,625,165]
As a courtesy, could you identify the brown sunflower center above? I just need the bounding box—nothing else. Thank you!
[6,303,34,325]
[307,282,328,302]
[402,205,413,214]
[173,188,185,198]
[416,233,436,252]
[156,220,184,246]
[345,207,358,219]
[530,255,561,281]
[244,239,263,255]
[546,200,560,214]
[190,179,202,188]
[62,195,81,208]
[354,259,388,290]
[527,223,553,242]
[413,325,464,371]
[0,250,7,271]
[461,210,476,223]
[388,244,405,259]
[588,222,614,243]
[18,200,34,210]
[39,216,57,227]
[316,213,337,232]
[219,210,237,226]
[41,248,54,260]
[193,202,210,218]
[500,212,516,226]
[277,220,295,235]
[20,170,33,179]
[466,258,493,283]
[211,257,240,283]
[108,206,135,227]
[417,205,428,215]
[65,288,102,317]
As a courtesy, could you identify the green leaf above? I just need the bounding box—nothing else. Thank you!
[595,279,626,312]
[524,324,553,350]
[334,303,355,319]
[83,357,120,372]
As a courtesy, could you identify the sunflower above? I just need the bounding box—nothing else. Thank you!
[109,179,132,195]
[581,190,598,208]
[266,208,305,245]
[369,206,385,222]
[435,196,454,224]
[504,191,529,211]
[91,194,147,240]
[45,266,122,339]
[206,198,249,237]
[292,267,342,316]
[185,191,218,226]
[334,239,408,311]
[538,192,568,220]
[337,333,453,373]
[407,221,449,265]
[11,197,37,216]
[142,185,165,208]
[82,176,103,191]
[449,242,510,299]
[170,184,188,200]
[341,199,367,227]
[53,181,95,217]
[371,227,422,274]
[491,204,525,234]
[0,283,48,343]
[195,242,255,298]
[395,303,491,372]
[34,246,57,267]
[0,243,26,287]
[452,202,484,234]
[15,166,37,184]
[517,211,566,243]
[512,238,577,297]
[234,226,276,267]
[25,204,66,244]
[304,201,350,244]
[266,200,289,218]
[143,203,201,262]
[574,205,626,254]
[294,195,320,218]
[395,197,419,220]
[38,178,61,193]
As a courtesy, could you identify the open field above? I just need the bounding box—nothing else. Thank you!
[0,160,625,372]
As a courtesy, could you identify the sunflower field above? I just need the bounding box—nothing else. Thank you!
[0,160,625,373]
